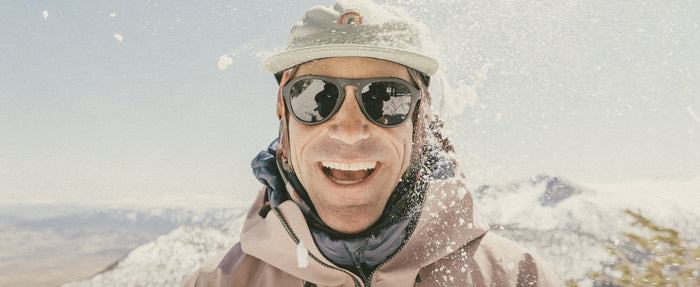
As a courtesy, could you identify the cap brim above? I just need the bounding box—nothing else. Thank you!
[263,44,439,76]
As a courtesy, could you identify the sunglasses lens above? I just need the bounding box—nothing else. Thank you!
[289,79,339,123]
[361,81,414,126]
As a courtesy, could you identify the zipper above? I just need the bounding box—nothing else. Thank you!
[355,260,370,286]
[346,243,370,286]
[273,209,363,287]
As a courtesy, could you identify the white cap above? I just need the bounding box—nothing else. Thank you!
[263,0,439,76]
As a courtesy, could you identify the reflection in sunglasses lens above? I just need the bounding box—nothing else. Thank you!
[290,79,339,123]
[361,82,412,125]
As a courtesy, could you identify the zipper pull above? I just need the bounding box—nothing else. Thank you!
[345,242,370,286]
[354,253,369,286]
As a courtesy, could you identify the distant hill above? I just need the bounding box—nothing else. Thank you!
[0,205,246,287]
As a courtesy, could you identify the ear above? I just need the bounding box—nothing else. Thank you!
[275,67,298,173]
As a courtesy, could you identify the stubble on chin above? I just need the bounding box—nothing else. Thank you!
[317,202,385,234]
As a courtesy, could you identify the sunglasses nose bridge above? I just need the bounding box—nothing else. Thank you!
[333,80,362,109]
[346,80,371,105]
[326,82,371,144]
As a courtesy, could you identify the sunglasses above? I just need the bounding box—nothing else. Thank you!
[282,75,422,128]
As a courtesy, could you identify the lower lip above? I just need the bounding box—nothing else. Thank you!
[330,178,364,185]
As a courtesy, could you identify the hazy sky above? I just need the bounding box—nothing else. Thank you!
[1,0,698,207]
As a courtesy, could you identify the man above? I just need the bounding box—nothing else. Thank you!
[186,0,563,286]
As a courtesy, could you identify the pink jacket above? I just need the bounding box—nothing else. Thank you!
[185,175,564,286]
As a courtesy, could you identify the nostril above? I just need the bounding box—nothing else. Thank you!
[327,115,371,143]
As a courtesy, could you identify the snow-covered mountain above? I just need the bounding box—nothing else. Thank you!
[475,175,699,284]
[59,175,699,287]
[55,207,248,287]
[0,205,247,287]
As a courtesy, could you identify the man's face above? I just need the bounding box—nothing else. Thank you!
[287,57,415,234]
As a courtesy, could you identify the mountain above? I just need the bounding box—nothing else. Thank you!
[474,175,699,284]
[0,205,247,287]
[60,175,699,287]
[61,211,247,287]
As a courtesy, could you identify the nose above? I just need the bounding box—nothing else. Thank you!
[326,85,371,144]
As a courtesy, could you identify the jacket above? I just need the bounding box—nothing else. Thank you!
[184,174,564,286]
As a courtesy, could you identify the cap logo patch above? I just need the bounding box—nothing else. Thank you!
[339,12,362,24]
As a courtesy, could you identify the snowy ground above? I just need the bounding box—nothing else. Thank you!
[46,175,699,287]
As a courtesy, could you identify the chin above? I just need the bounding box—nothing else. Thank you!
[322,213,380,234]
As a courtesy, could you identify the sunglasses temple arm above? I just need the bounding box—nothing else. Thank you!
[408,69,428,96]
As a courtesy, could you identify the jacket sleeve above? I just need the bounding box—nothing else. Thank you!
[184,242,297,287]
[183,243,246,287]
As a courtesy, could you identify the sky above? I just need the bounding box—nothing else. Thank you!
[1,0,698,207]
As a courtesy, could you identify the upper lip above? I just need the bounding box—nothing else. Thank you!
[321,161,377,171]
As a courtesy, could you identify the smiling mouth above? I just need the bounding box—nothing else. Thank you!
[321,161,377,185]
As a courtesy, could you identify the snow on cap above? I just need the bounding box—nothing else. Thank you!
[263,0,439,76]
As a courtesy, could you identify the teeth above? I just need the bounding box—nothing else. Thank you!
[321,161,377,171]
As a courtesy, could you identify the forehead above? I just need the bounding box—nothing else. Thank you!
[294,57,414,84]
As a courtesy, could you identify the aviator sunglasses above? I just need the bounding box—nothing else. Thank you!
[282,75,422,128]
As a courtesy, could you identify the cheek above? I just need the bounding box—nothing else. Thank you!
[287,120,303,170]
[287,119,317,171]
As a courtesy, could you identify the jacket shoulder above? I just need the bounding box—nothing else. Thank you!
[417,232,564,287]
[478,232,563,286]
[183,242,301,287]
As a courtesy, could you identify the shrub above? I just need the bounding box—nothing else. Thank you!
[589,209,700,286]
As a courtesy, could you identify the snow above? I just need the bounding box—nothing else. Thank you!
[217,54,234,70]
[688,106,700,122]
[437,63,493,119]
[296,241,309,269]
